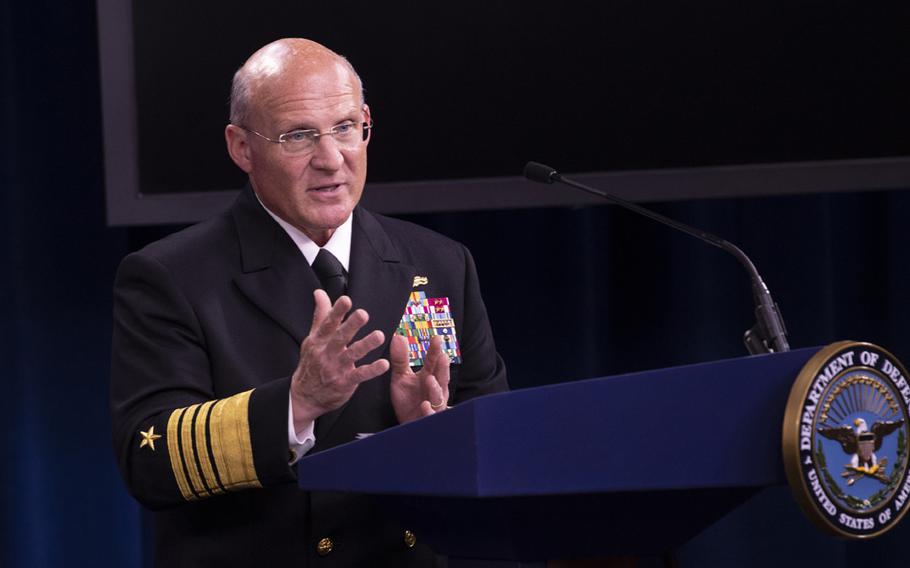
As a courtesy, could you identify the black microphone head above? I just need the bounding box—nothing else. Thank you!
[524,161,559,184]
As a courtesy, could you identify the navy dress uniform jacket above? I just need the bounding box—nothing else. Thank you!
[111,187,508,567]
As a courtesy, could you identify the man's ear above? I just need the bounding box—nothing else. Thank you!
[225,124,253,173]
[362,104,372,146]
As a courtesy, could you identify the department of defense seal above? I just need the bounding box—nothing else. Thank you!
[783,341,910,538]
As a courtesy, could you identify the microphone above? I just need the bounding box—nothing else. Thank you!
[523,161,789,355]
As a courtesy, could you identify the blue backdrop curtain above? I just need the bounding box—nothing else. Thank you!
[1,2,141,567]
[4,1,910,566]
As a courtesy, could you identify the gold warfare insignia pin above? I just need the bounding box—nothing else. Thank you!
[139,426,162,451]
[783,341,910,538]
[412,276,428,287]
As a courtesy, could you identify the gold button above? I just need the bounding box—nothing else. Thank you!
[403,530,417,548]
[316,537,334,556]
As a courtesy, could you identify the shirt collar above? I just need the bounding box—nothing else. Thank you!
[254,193,352,271]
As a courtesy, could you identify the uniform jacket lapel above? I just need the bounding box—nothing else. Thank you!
[231,187,320,344]
[347,207,417,345]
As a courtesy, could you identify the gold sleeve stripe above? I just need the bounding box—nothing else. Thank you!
[179,403,208,497]
[166,407,197,501]
[208,390,261,491]
[193,400,223,496]
[202,402,226,492]
[165,390,260,502]
[188,403,215,496]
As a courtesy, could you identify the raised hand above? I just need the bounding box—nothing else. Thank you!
[389,334,451,424]
[290,289,389,430]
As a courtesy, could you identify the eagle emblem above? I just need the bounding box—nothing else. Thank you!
[782,342,910,539]
[818,418,904,485]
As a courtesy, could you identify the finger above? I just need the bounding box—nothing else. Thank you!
[350,358,390,383]
[424,336,445,373]
[424,336,451,394]
[389,334,412,376]
[419,400,434,417]
[344,330,386,363]
[436,367,450,405]
[313,295,353,340]
[423,373,446,409]
[328,308,370,351]
[436,350,450,398]
[429,337,450,390]
[310,289,332,330]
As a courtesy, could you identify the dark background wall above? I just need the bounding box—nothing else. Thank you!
[127,1,910,193]
[4,1,910,567]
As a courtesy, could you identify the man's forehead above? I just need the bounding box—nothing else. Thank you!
[256,62,359,106]
[259,73,360,114]
[248,88,361,134]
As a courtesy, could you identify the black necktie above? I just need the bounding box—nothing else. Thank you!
[311,248,347,303]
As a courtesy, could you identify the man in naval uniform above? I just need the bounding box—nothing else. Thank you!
[111,38,508,567]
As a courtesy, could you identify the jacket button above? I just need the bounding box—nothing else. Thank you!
[316,537,334,556]
[403,530,417,548]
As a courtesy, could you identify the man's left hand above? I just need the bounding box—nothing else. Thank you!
[390,334,450,423]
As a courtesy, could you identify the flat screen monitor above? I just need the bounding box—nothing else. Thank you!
[98,1,910,225]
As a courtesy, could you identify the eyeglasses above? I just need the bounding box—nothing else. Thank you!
[234,120,373,154]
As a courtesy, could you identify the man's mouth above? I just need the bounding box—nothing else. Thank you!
[309,184,342,193]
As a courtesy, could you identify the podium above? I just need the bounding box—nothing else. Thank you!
[297,347,820,561]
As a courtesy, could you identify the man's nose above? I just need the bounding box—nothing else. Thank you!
[308,136,345,170]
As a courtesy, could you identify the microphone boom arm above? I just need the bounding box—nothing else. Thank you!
[524,161,789,354]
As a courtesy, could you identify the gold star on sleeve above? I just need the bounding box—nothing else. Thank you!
[139,425,162,451]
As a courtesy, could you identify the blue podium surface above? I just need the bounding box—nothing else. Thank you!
[297,347,820,560]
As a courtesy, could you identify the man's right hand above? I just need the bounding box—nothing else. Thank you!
[290,289,389,430]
